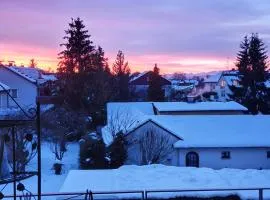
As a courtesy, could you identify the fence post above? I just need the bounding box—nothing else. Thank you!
[259,189,263,200]
[145,191,147,200]
[84,190,88,200]
[89,191,93,200]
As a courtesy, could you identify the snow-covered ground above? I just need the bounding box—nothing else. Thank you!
[2,142,270,199]
[1,142,80,196]
[61,165,270,199]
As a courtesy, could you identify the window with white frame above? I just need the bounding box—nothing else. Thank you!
[11,89,18,98]
[221,151,230,159]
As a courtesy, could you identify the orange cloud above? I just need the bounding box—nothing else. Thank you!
[1,43,233,74]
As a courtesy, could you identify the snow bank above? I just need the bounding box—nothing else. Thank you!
[60,165,270,199]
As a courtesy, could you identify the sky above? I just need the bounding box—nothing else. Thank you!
[1,0,270,74]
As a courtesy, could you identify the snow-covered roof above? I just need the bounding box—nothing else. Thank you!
[60,165,270,199]
[204,72,222,83]
[0,82,10,91]
[129,71,149,82]
[153,101,248,112]
[144,115,270,148]
[222,75,239,86]
[172,84,194,91]
[3,66,57,84]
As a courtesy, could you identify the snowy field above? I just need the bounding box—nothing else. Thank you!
[1,142,270,199]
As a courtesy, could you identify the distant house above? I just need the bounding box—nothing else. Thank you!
[102,101,270,169]
[187,72,222,101]
[129,71,171,101]
[0,65,57,108]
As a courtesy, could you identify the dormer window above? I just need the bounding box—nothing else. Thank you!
[220,80,226,88]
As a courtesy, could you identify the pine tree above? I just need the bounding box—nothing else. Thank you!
[112,50,131,101]
[147,64,165,101]
[57,17,95,110]
[230,34,269,114]
[90,46,113,126]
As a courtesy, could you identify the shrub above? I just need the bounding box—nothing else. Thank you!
[79,133,107,169]
[108,132,127,168]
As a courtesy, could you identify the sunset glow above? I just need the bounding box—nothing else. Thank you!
[1,0,269,73]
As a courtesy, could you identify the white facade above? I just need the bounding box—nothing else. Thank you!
[126,120,179,166]
[0,67,38,108]
[178,147,270,169]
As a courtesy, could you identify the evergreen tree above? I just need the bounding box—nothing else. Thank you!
[112,50,131,101]
[90,46,113,126]
[57,17,95,110]
[230,34,269,114]
[147,64,165,101]
[79,133,107,169]
[108,132,127,168]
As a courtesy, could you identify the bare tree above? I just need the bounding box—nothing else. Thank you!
[107,108,139,138]
[29,59,37,68]
[138,128,174,165]
[5,127,37,172]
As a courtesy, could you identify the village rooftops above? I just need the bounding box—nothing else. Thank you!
[203,72,222,83]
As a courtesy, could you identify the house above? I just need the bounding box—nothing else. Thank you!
[129,71,172,101]
[103,101,270,169]
[187,72,222,101]
[0,65,57,108]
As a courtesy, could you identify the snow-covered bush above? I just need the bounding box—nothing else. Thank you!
[79,132,108,169]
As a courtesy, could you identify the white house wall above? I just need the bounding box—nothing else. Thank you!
[0,68,37,108]
[126,121,179,166]
[178,147,270,169]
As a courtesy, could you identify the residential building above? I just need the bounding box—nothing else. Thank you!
[129,71,172,101]
[102,101,270,169]
[0,65,57,108]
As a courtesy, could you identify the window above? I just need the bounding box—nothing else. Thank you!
[186,152,199,167]
[233,80,238,86]
[220,80,226,88]
[221,151,230,159]
[221,90,226,97]
[11,89,18,98]
[267,151,270,159]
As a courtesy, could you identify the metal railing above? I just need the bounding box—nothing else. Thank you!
[2,187,270,200]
